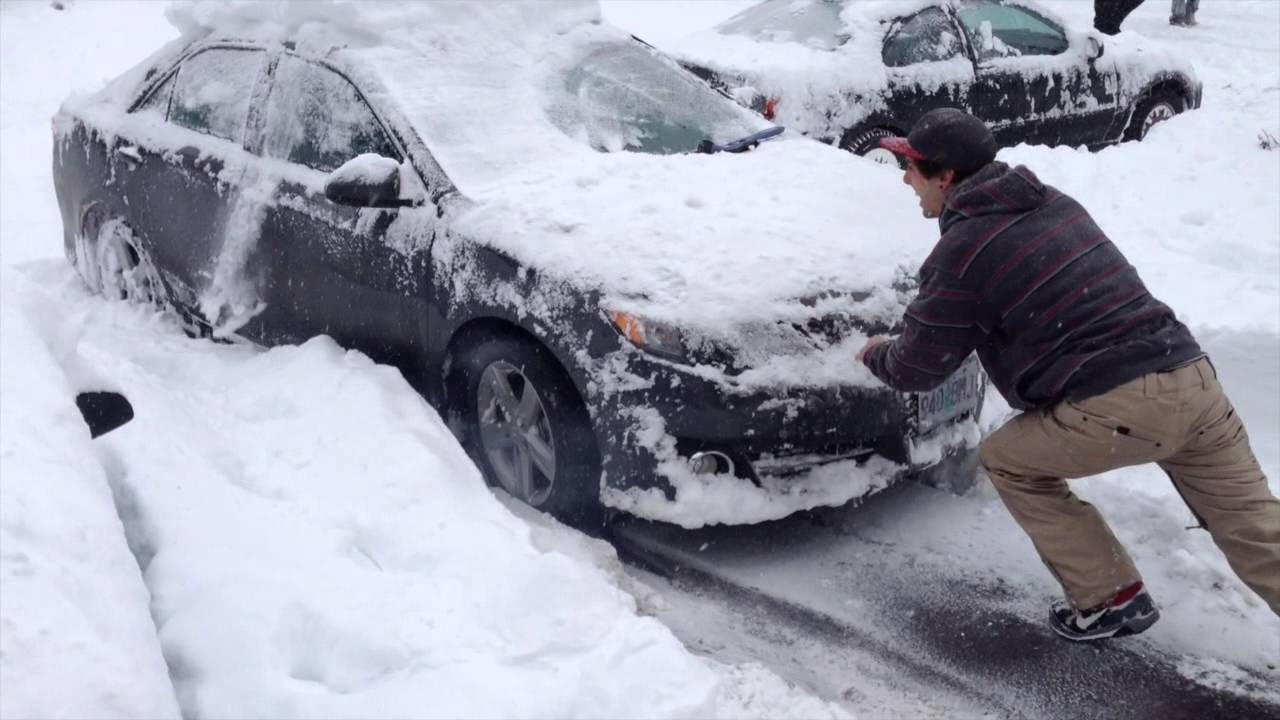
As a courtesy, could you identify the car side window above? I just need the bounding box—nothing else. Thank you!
[168,48,264,142]
[956,0,1069,60]
[882,7,964,67]
[261,56,400,174]
[135,72,176,116]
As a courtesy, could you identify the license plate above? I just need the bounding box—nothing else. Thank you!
[916,357,983,434]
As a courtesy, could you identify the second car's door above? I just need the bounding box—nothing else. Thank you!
[880,6,977,130]
[245,54,436,367]
[953,0,1111,147]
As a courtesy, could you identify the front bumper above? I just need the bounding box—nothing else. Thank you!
[590,348,981,497]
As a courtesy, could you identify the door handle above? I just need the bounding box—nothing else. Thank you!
[116,145,143,164]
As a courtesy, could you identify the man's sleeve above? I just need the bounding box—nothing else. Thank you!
[861,267,989,392]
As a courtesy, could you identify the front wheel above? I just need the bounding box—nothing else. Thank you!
[448,336,603,527]
[1125,91,1185,141]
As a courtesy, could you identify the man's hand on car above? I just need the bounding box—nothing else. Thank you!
[857,336,892,362]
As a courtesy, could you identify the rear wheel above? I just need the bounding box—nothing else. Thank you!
[842,127,906,168]
[1126,91,1184,141]
[448,335,603,527]
[77,212,162,308]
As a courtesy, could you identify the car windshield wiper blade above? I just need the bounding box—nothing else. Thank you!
[697,126,785,154]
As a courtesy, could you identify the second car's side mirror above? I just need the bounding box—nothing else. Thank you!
[1086,35,1104,61]
[324,154,402,207]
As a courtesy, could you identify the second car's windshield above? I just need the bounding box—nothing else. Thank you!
[549,41,769,155]
[717,0,850,50]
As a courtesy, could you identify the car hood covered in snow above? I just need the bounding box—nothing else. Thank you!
[449,137,934,340]
[660,0,1200,141]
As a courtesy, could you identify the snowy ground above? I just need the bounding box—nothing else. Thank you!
[2,0,1278,718]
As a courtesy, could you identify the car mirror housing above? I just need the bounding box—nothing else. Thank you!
[324,154,402,207]
[75,390,134,438]
[1086,35,1104,61]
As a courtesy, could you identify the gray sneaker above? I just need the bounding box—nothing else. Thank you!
[1049,582,1160,642]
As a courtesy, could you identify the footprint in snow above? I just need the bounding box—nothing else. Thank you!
[1179,209,1212,226]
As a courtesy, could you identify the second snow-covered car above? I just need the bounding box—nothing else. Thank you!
[672,0,1202,163]
[52,3,983,527]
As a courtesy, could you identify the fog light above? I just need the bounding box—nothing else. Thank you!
[689,450,734,476]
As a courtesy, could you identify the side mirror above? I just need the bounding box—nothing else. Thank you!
[1086,35,1104,61]
[75,391,134,438]
[324,154,402,207]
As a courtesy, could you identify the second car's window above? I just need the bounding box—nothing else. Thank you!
[717,0,850,50]
[956,0,1069,60]
[168,48,264,143]
[261,56,399,174]
[882,7,964,67]
[550,41,766,155]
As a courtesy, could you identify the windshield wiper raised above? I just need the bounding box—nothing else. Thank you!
[697,126,785,154]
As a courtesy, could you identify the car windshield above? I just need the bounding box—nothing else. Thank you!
[716,0,850,50]
[549,40,769,155]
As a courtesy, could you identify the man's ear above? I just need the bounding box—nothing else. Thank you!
[939,168,957,190]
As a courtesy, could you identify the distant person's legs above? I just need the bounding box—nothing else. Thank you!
[1171,0,1200,26]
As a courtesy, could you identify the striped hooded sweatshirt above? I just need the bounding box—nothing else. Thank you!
[861,162,1202,411]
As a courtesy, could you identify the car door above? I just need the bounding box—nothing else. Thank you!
[122,46,268,322]
[879,5,977,131]
[247,53,437,366]
[953,0,1082,146]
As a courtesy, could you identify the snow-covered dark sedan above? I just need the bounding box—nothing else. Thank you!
[672,0,1202,163]
[51,3,982,528]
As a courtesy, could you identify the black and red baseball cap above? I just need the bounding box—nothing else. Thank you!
[880,108,998,175]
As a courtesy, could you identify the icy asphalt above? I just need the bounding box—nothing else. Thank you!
[610,481,1280,720]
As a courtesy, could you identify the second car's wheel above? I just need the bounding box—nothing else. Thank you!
[842,127,906,168]
[448,335,603,527]
[1126,91,1185,141]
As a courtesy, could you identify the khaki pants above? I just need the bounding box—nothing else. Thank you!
[979,358,1280,614]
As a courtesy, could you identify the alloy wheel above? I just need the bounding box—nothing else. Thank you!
[96,220,157,304]
[862,147,901,166]
[476,360,557,506]
[1141,102,1177,139]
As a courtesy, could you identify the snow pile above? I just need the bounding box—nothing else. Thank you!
[0,268,180,720]
[59,271,844,719]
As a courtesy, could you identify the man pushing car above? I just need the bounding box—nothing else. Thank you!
[857,107,1279,641]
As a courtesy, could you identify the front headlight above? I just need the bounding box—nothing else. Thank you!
[607,310,688,362]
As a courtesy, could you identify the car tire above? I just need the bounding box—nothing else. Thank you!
[77,212,163,308]
[1125,90,1185,141]
[842,127,906,168]
[447,335,604,528]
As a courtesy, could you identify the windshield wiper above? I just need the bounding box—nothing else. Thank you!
[697,126,785,154]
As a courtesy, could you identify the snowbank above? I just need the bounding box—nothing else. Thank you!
[0,268,180,720]
[29,264,841,719]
